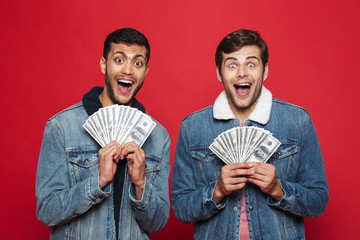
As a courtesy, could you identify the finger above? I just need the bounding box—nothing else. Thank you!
[223,182,246,193]
[224,176,248,185]
[121,144,144,160]
[100,144,122,162]
[227,162,254,170]
[120,143,137,158]
[247,178,265,188]
[226,168,255,177]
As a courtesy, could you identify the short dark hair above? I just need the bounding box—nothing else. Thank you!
[215,29,268,72]
[103,28,150,62]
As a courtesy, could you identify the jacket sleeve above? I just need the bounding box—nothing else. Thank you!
[268,115,329,217]
[171,120,228,223]
[36,119,108,226]
[129,134,171,234]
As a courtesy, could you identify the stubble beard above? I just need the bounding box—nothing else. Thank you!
[104,71,144,106]
[225,77,264,113]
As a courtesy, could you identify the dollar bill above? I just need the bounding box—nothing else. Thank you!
[83,105,156,147]
[209,126,281,165]
[121,114,156,147]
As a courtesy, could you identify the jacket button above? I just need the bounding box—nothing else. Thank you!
[249,206,254,211]
[233,207,238,211]
[247,122,252,126]
[276,150,282,156]
[233,121,237,126]
[84,158,89,163]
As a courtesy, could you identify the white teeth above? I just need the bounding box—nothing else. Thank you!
[118,80,133,84]
[236,83,250,87]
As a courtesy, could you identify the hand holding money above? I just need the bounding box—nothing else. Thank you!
[121,141,146,200]
[84,105,156,191]
[247,162,284,201]
[213,163,254,204]
[98,141,122,189]
[210,127,283,202]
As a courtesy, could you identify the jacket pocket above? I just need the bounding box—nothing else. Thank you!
[144,154,161,184]
[191,147,223,185]
[68,149,99,184]
[269,143,298,180]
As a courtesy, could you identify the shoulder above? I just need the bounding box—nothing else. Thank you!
[49,102,86,121]
[148,114,170,139]
[47,102,87,130]
[272,98,310,117]
[181,105,213,124]
[270,98,314,132]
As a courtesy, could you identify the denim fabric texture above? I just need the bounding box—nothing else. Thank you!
[36,91,171,240]
[171,87,329,240]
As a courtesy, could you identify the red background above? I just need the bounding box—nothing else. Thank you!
[1,0,359,239]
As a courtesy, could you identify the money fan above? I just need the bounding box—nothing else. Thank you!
[209,127,281,165]
[83,105,156,147]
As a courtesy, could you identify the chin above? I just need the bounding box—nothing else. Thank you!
[115,96,133,106]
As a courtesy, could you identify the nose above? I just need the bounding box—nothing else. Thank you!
[237,65,248,78]
[121,61,133,76]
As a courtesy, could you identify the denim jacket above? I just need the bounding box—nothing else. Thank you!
[171,87,328,240]
[36,98,170,239]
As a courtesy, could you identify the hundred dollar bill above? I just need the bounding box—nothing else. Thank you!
[243,134,281,163]
[209,126,281,164]
[122,114,156,147]
[83,105,156,148]
[83,118,106,147]
[209,140,233,165]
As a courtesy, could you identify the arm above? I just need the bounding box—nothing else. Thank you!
[172,121,229,223]
[36,119,110,226]
[259,116,329,217]
[127,135,171,234]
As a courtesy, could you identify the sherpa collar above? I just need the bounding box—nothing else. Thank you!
[213,86,272,125]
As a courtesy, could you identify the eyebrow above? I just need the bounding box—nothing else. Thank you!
[224,56,260,62]
[113,51,146,61]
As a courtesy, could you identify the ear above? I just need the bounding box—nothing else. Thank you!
[144,64,149,77]
[216,67,222,83]
[263,64,269,81]
[100,57,106,75]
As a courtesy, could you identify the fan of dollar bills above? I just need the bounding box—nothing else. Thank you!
[83,105,156,147]
[209,127,281,165]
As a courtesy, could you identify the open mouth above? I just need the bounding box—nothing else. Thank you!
[234,83,251,96]
[117,79,134,93]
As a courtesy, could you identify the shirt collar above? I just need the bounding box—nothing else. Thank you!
[213,86,272,125]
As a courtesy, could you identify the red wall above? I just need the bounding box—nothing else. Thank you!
[1,0,359,239]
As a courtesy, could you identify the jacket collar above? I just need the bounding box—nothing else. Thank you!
[213,86,272,125]
[82,86,146,116]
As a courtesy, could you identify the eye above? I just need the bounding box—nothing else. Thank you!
[229,64,237,69]
[247,63,255,68]
[134,61,143,67]
[115,58,124,64]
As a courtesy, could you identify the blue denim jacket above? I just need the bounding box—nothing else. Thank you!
[36,99,170,239]
[171,87,328,240]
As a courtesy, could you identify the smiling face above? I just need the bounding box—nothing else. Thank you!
[217,45,268,121]
[99,43,149,107]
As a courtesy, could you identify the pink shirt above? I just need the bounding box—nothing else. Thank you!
[240,122,249,240]
[240,190,249,239]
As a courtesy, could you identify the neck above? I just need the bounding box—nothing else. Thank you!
[99,90,114,107]
[227,101,256,124]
